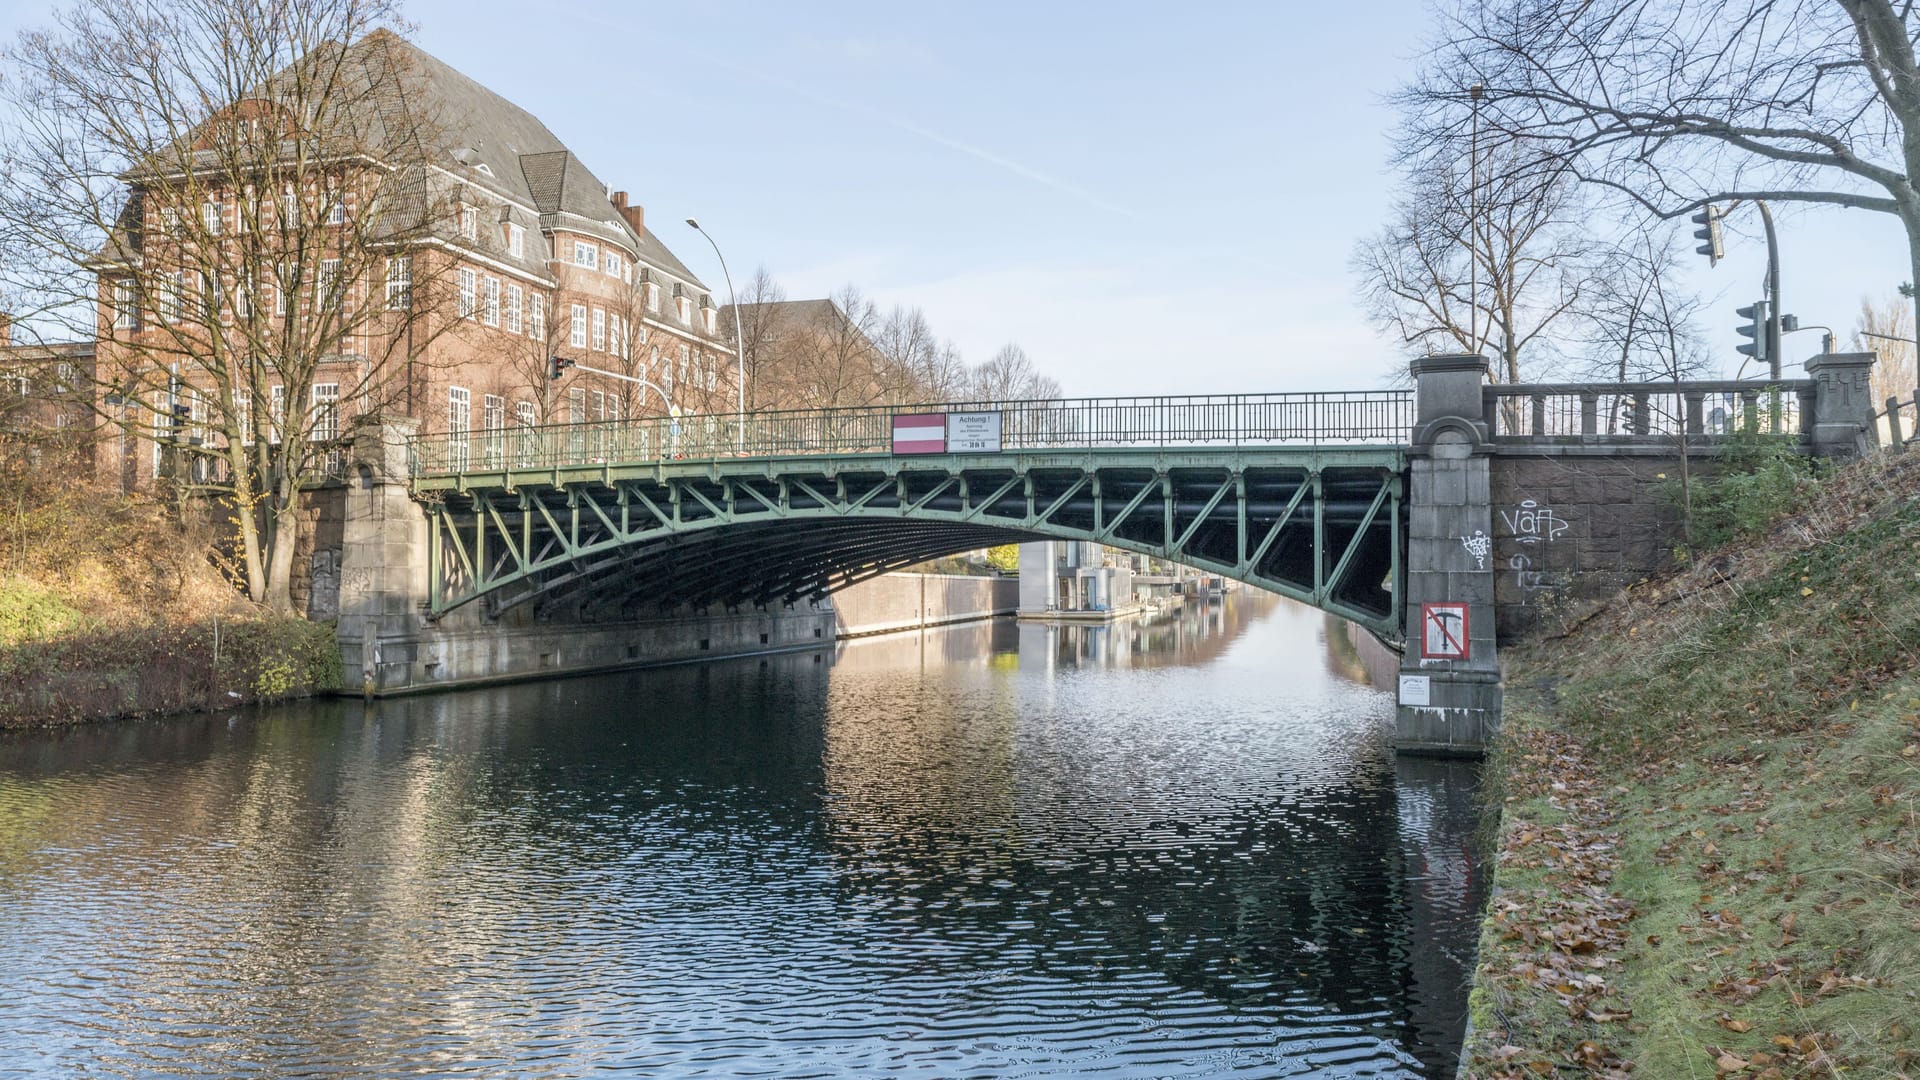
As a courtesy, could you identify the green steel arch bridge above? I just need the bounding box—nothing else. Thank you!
[406,392,1415,637]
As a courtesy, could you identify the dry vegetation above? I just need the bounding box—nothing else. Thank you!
[1463,450,1920,1077]
[0,455,338,726]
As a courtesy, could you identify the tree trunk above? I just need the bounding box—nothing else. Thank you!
[225,439,267,603]
[262,468,300,614]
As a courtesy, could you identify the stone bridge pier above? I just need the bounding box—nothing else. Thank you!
[1396,350,1882,755]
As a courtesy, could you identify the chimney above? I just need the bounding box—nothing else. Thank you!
[611,190,645,236]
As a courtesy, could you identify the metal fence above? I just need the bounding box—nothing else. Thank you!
[1876,387,1920,452]
[409,391,1417,477]
[1484,381,1814,439]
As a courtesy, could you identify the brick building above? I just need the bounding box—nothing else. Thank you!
[86,29,735,491]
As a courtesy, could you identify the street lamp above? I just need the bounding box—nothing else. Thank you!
[685,218,747,450]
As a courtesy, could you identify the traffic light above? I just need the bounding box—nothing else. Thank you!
[1735,301,1769,363]
[1691,205,1723,265]
[549,356,574,380]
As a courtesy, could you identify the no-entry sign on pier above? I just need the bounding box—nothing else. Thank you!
[891,414,946,454]
[1419,602,1470,660]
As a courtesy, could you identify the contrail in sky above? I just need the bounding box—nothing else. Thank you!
[555,5,1145,223]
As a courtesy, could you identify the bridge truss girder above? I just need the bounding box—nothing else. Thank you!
[419,450,1406,637]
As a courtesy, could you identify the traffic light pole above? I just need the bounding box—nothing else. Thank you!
[1756,200,1782,381]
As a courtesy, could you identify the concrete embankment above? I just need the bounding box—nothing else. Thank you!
[1457,452,1920,1077]
[830,573,1018,638]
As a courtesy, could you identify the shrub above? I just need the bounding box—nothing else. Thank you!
[0,577,88,645]
[1672,429,1817,554]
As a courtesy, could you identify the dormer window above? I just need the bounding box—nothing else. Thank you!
[508,223,524,258]
[646,281,659,312]
[675,296,691,325]
[703,307,717,334]
[459,206,478,241]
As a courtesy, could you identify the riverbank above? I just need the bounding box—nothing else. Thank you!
[0,472,341,728]
[1460,451,1920,1077]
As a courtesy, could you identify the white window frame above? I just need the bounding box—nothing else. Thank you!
[506,284,523,333]
[646,281,659,312]
[573,241,598,270]
[269,385,285,443]
[570,303,587,348]
[318,258,341,307]
[113,279,138,331]
[459,205,478,241]
[385,256,412,310]
[202,200,223,236]
[508,222,524,258]
[311,382,340,444]
[605,251,622,280]
[591,307,605,351]
[676,296,691,325]
[483,276,500,327]
[458,268,476,319]
[530,294,545,340]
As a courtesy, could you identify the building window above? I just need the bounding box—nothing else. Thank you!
[269,385,284,442]
[703,308,717,334]
[326,184,346,225]
[508,223,524,258]
[458,268,476,319]
[202,200,223,236]
[112,279,139,331]
[570,303,587,348]
[592,389,606,421]
[482,393,504,464]
[385,256,412,309]
[160,271,184,323]
[282,184,299,229]
[706,365,717,392]
[318,259,341,306]
[646,281,659,312]
[312,383,340,443]
[459,205,478,241]
[573,241,597,270]
[517,400,536,427]
[236,391,252,445]
[609,313,623,358]
[506,284,523,333]
[235,279,251,320]
[676,296,691,325]
[449,386,470,433]
[530,294,545,340]
[483,276,500,327]
[605,251,622,280]
[590,307,605,351]
[567,386,585,424]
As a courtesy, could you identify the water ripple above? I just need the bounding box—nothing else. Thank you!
[0,594,1485,1077]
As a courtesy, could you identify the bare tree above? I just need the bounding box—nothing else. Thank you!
[966,344,1060,401]
[1580,229,1712,387]
[0,0,458,611]
[1404,0,1920,357]
[1854,292,1916,411]
[874,304,967,403]
[1352,144,1590,384]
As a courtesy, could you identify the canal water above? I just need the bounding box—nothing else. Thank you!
[0,591,1486,1078]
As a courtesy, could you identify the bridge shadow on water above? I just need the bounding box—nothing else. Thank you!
[0,591,1487,1078]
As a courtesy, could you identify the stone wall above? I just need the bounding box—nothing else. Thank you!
[1488,448,1715,638]
[291,484,347,622]
[831,573,1019,637]
[350,602,837,694]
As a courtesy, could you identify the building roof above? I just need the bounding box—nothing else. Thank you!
[100,29,710,295]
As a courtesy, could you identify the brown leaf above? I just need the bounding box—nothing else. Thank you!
[1718,1015,1753,1033]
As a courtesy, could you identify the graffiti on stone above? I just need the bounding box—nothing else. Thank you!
[1460,529,1491,570]
[1509,554,1551,593]
[1500,499,1569,544]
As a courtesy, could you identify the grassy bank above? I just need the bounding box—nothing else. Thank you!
[1462,452,1920,1078]
[0,467,340,727]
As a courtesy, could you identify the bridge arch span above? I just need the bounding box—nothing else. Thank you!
[419,449,1406,637]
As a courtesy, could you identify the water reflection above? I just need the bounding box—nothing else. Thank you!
[0,590,1484,1078]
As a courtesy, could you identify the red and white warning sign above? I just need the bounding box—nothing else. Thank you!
[1419,602,1470,660]
[891,413,946,454]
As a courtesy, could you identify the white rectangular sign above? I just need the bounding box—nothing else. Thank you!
[1398,674,1431,707]
[947,411,1003,453]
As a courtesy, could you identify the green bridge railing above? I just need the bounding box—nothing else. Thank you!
[407,391,1418,478]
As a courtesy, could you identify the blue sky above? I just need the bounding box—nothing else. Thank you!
[3,0,1911,393]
